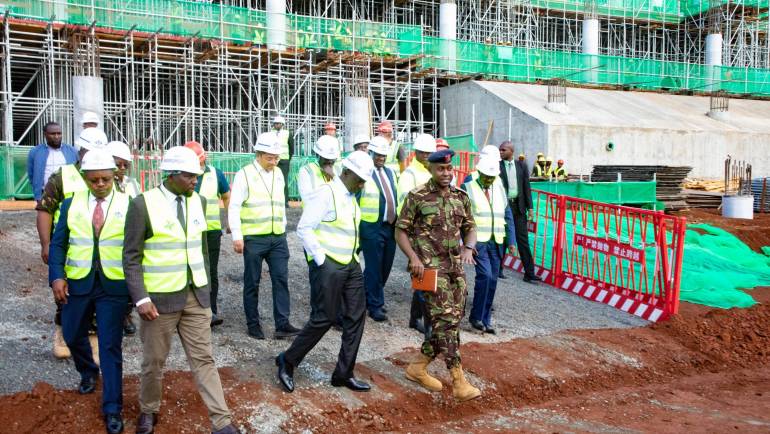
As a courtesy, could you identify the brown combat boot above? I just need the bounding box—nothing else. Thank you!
[52,324,71,359]
[450,365,481,402]
[405,353,443,391]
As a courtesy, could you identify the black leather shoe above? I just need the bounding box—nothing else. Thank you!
[210,314,224,327]
[409,319,426,334]
[104,413,124,434]
[78,375,97,394]
[523,275,542,283]
[484,327,497,335]
[275,352,294,392]
[247,326,265,340]
[368,309,388,322]
[331,377,371,392]
[381,306,388,313]
[123,315,136,336]
[274,324,301,339]
[135,413,157,434]
[498,270,507,279]
[470,320,486,332]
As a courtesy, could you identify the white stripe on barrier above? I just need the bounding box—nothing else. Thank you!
[620,299,634,312]
[540,270,550,280]
[633,303,649,317]
[648,308,664,322]
[514,259,522,269]
[573,281,584,294]
[595,289,608,303]
[584,286,596,298]
[608,294,621,307]
[562,277,573,290]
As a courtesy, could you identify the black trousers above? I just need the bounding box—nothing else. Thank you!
[284,258,366,380]
[511,203,536,277]
[278,159,290,202]
[243,234,291,331]
[207,231,222,314]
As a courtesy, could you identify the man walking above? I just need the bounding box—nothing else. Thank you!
[228,133,300,340]
[123,146,239,434]
[499,141,540,283]
[27,121,78,203]
[358,136,398,321]
[275,151,374,393]
[48,149,130,434]
[395,148,481,402]
[270,115,294,201]
[185,141,231,327]
[376,121,404,174]
[297,135,340,203]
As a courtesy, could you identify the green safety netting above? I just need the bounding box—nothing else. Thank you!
[532,181,657,206]
[0,145,33,199]
[2,0,769,96]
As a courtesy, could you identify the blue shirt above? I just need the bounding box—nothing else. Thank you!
[27,143,78,201]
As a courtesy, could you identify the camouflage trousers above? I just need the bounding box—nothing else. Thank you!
[421,272,467,369]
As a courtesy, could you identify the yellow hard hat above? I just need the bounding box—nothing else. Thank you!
[546,156,553,162]
[537,155,546,162]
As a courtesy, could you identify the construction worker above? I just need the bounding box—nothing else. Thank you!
[436,138,450,151]
[27,121,78,203]
[358,136,398,321]
[377,121,404,174]
[81,111,100,129]
[396,148,481,402]
[518,153,526,162]
[185,140,231,327]
[36,127,108,360]
[228,133,300,340]
[397,133,436,336]
[545,156,554,176]
[323,122,345,156]
[123,146,240,434]
[297,135,340,203]
[532,154,547,177]
[462,156,506,334]
[352,134,370,152]
[106,141,141,199]
[48,149,130,434]
[276,151,375,393]
[270,115,294,203]
[551,159,568,180]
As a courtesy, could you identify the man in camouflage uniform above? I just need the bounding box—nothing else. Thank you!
[394,148,482,402]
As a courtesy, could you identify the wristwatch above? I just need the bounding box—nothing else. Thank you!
[464,244,476,250]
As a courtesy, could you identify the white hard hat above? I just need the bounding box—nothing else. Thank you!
[476,156,500,177]
[479,145,502,161]
[368,136,390,156]
[313,135,341,160]
[79,149,116,171]
[273,115,286,124]
[342,150,374,183]
[76,128,108,151]
[160,146,203,175]
[253,132,281,154]
[80,111,100,126]
[353,134,370,146]
[413,133,437,153]
[106,141,132,162]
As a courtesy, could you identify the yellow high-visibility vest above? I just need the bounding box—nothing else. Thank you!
[64,190,129,280]
[272,129,291,160]
[308,183,361,264]
[123,177,142,199]
[384,138,401,174]
[396,159,431,214]
[300,162,332,207]
[53,164,88,226]
[141,188,208,293]
[464,179,506,244]
[239,163,286,236]
[198,166,221,231]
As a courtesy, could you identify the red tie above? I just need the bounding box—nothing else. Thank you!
[484,188,491,203]
[93,198,105,238]
[379,168,396,224]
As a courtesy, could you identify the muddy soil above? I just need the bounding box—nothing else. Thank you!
[673,208,770,252]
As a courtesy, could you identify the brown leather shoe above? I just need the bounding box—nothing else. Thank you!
[136,413,157,434]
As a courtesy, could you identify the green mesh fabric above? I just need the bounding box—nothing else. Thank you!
[532,181,658,205]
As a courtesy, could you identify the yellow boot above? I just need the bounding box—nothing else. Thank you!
[450,365,481,402]
[405,353,443,391]
[52,324,71,359]
[89,333,100,367]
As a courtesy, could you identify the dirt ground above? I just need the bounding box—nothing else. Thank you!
[1,205,769,433]
[673,208,770,252]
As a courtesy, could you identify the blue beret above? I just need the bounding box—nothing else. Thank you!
[428,149,455,163]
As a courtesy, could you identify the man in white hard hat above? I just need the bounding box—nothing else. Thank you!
[358,136,398,321]
[352,134,370,152]
[270,115,294,202]
[48,149,130,434]
[297,135,340,203]
[376,120,405,174]
[461,156,507,335]
[36,127,108,360]
[397,133,436,336]
[124,146,239,434]
[276,151,374,394]
[81,111,100,129]
[228,133,300,340]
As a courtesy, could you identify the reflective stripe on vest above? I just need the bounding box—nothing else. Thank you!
[396,160,431,214]
[465,179,506,244]
[53,164,88,227]
[240,163,286,236]
[273,129,290,160]
[64,190,129,280]
[533,165,545,177]
[199,166,221,231]
[308,184,361,264]
[359,176,381,223]
[141,188,208,293]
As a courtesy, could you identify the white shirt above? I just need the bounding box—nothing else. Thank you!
[297,177,354,266]
[87,189,115,216]
[228,161,287,242]
[297,162,336,203]
[44,146,67,186]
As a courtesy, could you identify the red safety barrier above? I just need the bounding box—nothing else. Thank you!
[503,190,686,322]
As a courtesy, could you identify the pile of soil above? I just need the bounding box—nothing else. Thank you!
[673,208,770,252]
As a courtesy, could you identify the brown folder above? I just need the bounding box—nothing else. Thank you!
[412,268,438,293]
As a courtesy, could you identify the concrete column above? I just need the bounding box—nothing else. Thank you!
[344,96,370,153]
[705,33,723,91]
[582,18,600,84]
[266,0,287,51]
[72,76,104,139]
[439,0,457,72]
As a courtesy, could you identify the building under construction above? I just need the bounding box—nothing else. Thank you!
[1,0,769,197]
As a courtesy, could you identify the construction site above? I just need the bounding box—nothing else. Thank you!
[0,0,770,433]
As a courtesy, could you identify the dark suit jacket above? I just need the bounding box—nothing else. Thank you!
[122,193,211,314]
[358,166,398,239]
[48,197,129,296]
[499,159,533,214]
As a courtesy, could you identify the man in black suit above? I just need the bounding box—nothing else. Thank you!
[498,141,541,283]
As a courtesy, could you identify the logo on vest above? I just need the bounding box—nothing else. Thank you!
[164,220,176,231]
[114,211,124,220]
